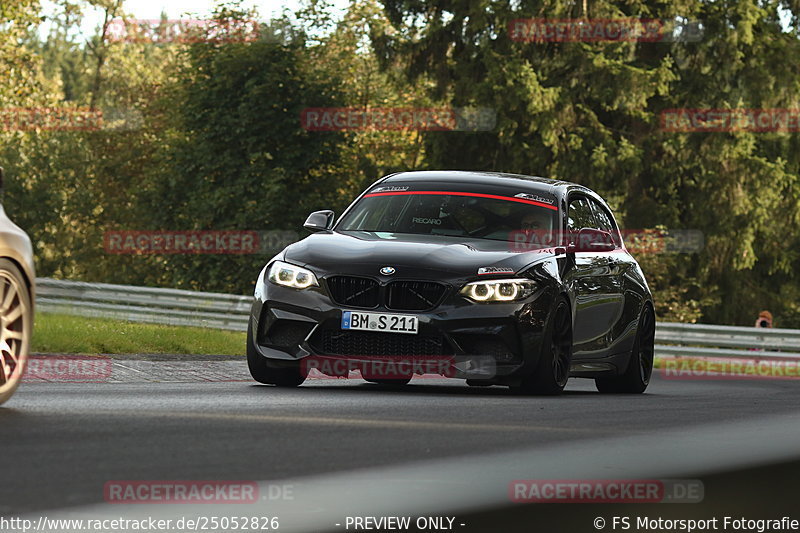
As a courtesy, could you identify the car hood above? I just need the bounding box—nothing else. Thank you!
[282,231,555,280]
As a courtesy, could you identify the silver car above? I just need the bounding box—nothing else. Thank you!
[0,167,35,405]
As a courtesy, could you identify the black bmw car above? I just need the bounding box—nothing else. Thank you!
[248,171,655,395]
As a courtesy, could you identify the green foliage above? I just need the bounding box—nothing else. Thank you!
[141,11,351,292]
[3,2,356,294]
[0,0,45,105]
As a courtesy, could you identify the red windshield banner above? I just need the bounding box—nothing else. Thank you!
[362,190,559,211]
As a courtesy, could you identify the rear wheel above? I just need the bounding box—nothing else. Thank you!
[247,324,306,387]
[513,296,572,395]
[0,259,32,406]
[595,304,655,394]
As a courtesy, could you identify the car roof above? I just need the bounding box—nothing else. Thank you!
[379,170,616,209]
[381,170,580,195]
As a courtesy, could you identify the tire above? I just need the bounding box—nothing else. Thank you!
[513,296,572,395]
[246,323,306,387]
[0,259,33,406]
[364,378,411,386]
[595,304,655,394]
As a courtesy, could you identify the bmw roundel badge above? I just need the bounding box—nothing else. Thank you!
[380,266,396,275]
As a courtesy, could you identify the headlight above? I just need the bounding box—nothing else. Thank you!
[267,260,318,289]
[460,278,536,302]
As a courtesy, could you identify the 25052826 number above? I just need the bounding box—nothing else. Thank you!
[194,516,279,530]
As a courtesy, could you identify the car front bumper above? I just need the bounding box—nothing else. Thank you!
[248,281,556,383]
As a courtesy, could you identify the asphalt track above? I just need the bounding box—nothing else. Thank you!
[4,355,800,532]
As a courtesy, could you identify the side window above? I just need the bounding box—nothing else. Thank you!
[589,199,622,247]
[567,197,595,234]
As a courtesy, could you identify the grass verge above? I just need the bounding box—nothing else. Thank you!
[31,313,671,367]
[32,313,246,355]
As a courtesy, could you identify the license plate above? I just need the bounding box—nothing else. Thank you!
[341,311,419,334]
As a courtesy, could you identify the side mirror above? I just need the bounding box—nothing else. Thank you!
[569,228,616,253]
[303,210,334,232]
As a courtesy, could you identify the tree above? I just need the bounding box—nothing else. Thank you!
[138,5,352,292]
[1,0,44,106]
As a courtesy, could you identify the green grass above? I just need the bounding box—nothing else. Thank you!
[32,313,246,355]
[31,312,673,366]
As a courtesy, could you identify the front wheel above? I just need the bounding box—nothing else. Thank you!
[595,304,655,394]
[247,324,306,387]
[513,296,572,395]
[0,259,33,406]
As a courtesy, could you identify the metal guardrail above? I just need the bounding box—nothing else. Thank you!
[35,278,251,331]
[655,322,800,360]
[34,277,800,358]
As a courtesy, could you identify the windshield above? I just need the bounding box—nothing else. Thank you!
[337,190,558,242]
